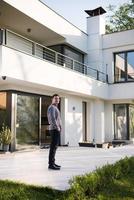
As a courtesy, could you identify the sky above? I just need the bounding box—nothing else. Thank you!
[42,0,130,32]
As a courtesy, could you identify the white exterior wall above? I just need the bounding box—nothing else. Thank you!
[60,97,66,146]
[1,1,134,146]
[88,100,95,142]
[87,15,106,72]
[3,0,87,53]
[0,46,108,99]
[86,101,91,142]
[94,100,105,144]
[63,98,106,146]
[104,102,114,142]
[1,45,134,146]
[64,96,83,146]
[109,83,134,100]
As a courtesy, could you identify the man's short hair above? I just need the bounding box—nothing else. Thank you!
[52,94,59,99]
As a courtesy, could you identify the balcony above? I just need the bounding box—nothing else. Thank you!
[0,29,108,83]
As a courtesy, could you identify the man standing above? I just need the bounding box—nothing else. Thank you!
[47,94,62,170]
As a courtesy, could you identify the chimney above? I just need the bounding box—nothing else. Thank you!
[85,7,106,17]
[85,7,106,72]
[85,7,106,34]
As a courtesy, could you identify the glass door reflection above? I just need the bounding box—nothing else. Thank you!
[114,104,128,140]
[41,96,51,144]
[16,94,39,149]
[129,105,134,140]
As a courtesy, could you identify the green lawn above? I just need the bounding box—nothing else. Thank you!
[0,181,63,200]
[0,156,134,200]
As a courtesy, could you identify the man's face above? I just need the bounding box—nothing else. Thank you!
[52,96,60,105]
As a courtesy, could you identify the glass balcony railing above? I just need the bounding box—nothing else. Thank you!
[0,29,108,83]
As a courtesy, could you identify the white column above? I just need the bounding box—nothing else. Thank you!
[94,99,105,144]
[60,97,65,145]
[10,93,17,151]
[64,96,83,146]
[88,100,95,142]
[105,102,114,142]
[0,46,2,76]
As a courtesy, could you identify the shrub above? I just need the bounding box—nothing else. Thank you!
[0,124,12,145]
[68,156,134,200]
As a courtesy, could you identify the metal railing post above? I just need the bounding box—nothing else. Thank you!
[4,29,7,45]
[106,74,108,83]
[0,29,3,45]
[72,60,74,70]
[84,65,87,75]
[32,42,36,55]
[97,70,99,80]
[55,52,58,64]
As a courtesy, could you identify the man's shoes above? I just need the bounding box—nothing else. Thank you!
[54,163,61,168]
[48,165,60,170]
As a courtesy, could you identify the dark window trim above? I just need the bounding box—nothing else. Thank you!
[126,104,129,140]
[125,52,127,82]
[82,101,87,142]
[114,50,134,54]
[0,29,3,45]
[113,104,116,139]
[114,53,116,83]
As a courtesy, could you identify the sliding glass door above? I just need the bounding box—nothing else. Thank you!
[114,104,128,140]
[129,105,134,140]
[41,96,51,144]
[114,104,134,140]
[16,94,39,148]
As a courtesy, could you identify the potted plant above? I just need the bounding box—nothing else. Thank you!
[0,124,12,152]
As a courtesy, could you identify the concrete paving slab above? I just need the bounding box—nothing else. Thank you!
[0,145,134,190]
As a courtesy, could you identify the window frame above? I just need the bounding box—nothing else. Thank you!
[113,104,130,140]
[114,50,134,83]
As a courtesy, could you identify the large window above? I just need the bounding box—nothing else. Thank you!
[49,44,84,63]
[114,104,134,140]
[114,51,134,82]
[127,52,134,81]
[114,104,128,140]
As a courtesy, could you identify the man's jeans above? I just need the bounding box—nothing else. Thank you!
[48,129,60,166]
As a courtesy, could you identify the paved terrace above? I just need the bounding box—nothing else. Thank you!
[0,145,134,190]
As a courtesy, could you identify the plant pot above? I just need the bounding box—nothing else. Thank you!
[3,144,9,152]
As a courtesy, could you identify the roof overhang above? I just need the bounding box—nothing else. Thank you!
[0,1,65,45]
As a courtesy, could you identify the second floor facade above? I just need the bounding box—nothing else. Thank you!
[0,0,134,100]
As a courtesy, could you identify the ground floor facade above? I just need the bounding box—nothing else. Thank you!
[0,90,134,151]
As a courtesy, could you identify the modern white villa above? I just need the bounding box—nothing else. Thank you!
[0,0,134,151]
